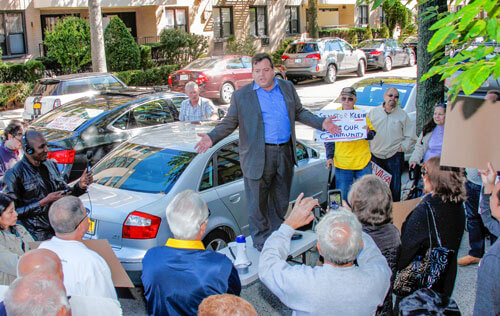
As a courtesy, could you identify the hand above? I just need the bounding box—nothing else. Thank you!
[326,158,333,168]
[342,200,351,210]
[397,147,403,152]
[409,162,417,169]
[40,191,65,207]
[284,193,318,230]
[78,168,93,190]
[194,133,213,153]
[479,162,496,194]
[322,117,341,135]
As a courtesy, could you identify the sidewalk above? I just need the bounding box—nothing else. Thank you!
[0,108,24,130]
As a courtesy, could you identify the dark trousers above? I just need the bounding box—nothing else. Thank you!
[465,181,497,257]
[244,142,294,249]
[371,152,404,202]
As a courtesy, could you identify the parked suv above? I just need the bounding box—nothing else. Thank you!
[281,38,367,84]
[358,39,415,71]
[23,72,126,121]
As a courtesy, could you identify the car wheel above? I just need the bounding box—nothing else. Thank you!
[290,78,299,85]
[203,229,231,251]
[324,64,337,83]
[408,53,416,66]
[383,57,392,72]
[219,82,235,104]
[357,60,365,77]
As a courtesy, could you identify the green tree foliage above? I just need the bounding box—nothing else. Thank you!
[380,23,390,38]
[382,0,408,37]
[399,23,417,42]
[307,0,320,38]
[272,39,293,65]
[44,17,91,74]
[158,29,208,66]
[104,16,140,72]
[139,45,155,70]
[364,25,373,40]
[226,35,256,56]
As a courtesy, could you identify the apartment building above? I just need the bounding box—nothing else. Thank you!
[0,0,375,61]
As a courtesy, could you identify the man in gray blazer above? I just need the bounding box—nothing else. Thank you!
[196,53,339,250]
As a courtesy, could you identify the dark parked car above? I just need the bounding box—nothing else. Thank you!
[358,39,415,71]
[30,89,187,181]
[23,73,127,121]
[403,36,418,58]
[281,38,367,84]
[169,56,284,104]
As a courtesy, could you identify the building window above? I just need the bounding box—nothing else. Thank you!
[213,7,233,39]
[250,6,267,37]
[359,5,368,25]
[285,6,299,35]
[164,8,188,32]
[379,8,388,25]
[0,12,27,57]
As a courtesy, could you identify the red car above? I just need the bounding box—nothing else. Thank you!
[169,55,284,104]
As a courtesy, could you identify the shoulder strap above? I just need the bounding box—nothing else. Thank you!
[425,201,443,247]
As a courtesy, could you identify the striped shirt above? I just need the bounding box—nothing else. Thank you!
[179,97,214,122]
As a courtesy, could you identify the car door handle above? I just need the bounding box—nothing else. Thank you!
[229,194,241,203]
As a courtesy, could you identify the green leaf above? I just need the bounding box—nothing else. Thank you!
[469,20,487,37]
[494,60,500,79]
[429,12,455,30]
[484,0,496,12]
[428,25,455,52]
[459,6,480,31]
[372,0,385,10]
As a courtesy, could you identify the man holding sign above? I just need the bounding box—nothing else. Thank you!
[323,87,376,199]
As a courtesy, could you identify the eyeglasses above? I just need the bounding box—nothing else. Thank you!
[421,168,427,176]
[341,97,354,102]
[74,207,91,230]
[387,94,399,99]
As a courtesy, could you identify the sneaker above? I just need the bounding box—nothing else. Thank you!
[458,255,481,266]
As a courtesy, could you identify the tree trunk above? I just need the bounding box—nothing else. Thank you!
[415,0,447,135]
[88,0,107,72]
[307,0,319,39]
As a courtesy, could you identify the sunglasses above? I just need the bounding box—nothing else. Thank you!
[341,97,354,102]
[387,94,399,99]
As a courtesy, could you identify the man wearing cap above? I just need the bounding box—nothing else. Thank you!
[368,87,416,201]
[325,87,376,198]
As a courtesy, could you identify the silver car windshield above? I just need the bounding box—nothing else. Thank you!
[335,81,414,107]
[91,142,196,194]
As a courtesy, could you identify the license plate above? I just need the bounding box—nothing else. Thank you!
[295,58,302,63]
[87,218,96,235]
[33,102,41,109]
[180,74,188,81]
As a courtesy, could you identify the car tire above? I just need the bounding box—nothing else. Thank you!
[408,53,416,66]
[357,60,365,77]
[324,64,337,84]
[219,82,235,104]
[290,78,299,85]
[383,57,392,72]
[203,229,231,251]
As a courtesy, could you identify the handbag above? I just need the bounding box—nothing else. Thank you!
[393,202,454,297]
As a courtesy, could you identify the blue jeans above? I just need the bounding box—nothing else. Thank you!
[335,163,372,200]
[371,152,404,202]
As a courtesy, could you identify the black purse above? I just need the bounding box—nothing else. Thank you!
[399,288,461,315]
[394,202,454,297]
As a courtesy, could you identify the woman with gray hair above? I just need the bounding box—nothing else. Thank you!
[349,174,401,315]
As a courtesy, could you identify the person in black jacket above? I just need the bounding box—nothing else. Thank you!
[2,130,93,241]
[348,174,401,316]
[398,157,466,300]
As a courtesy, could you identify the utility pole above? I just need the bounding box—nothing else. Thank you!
[88,0,107,72]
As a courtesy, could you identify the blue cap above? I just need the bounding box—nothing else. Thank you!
[236,235,246,243]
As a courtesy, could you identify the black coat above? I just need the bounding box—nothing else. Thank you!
[2,157,86,241]
[398,194,465,297]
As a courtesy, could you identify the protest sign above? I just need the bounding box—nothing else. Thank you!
[315,109,367,142]
[371,162,392,187]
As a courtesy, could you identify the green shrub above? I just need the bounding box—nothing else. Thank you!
[272,39,293,66]
[0,82,34,110]
[115,64,180,86]
[225,35,256,57]
[139,45,154,70]
[364,25,373,41]
[0,61,45,83]
[35,56,64,74]
[319,27,373,44]
[104,16,141,72]
[44,17,91,74]
[157,29,208,66]
[380,23,390,38]
[399,24,417,42]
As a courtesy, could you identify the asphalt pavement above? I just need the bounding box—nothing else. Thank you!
[2,66,479,315]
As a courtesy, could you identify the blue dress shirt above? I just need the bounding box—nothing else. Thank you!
[253,78,291,144]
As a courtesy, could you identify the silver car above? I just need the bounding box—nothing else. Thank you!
[282,38,367,84]
[81,122,328,284]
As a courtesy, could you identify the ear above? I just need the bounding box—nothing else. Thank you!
[200,221,207,237]
[57,305,70,316]
[316,241,322,256]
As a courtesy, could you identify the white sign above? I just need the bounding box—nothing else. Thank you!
[371,161,392,187]
[315,110,367,142]
[46,116,86,131]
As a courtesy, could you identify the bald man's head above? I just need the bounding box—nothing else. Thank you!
[18,249,63,282]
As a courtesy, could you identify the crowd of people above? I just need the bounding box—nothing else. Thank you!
[0,52,498,315]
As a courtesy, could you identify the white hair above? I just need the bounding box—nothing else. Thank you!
[185,81,199,93]
[315,208,363,265]
[166,190,209,240]
[4,276,70,316]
